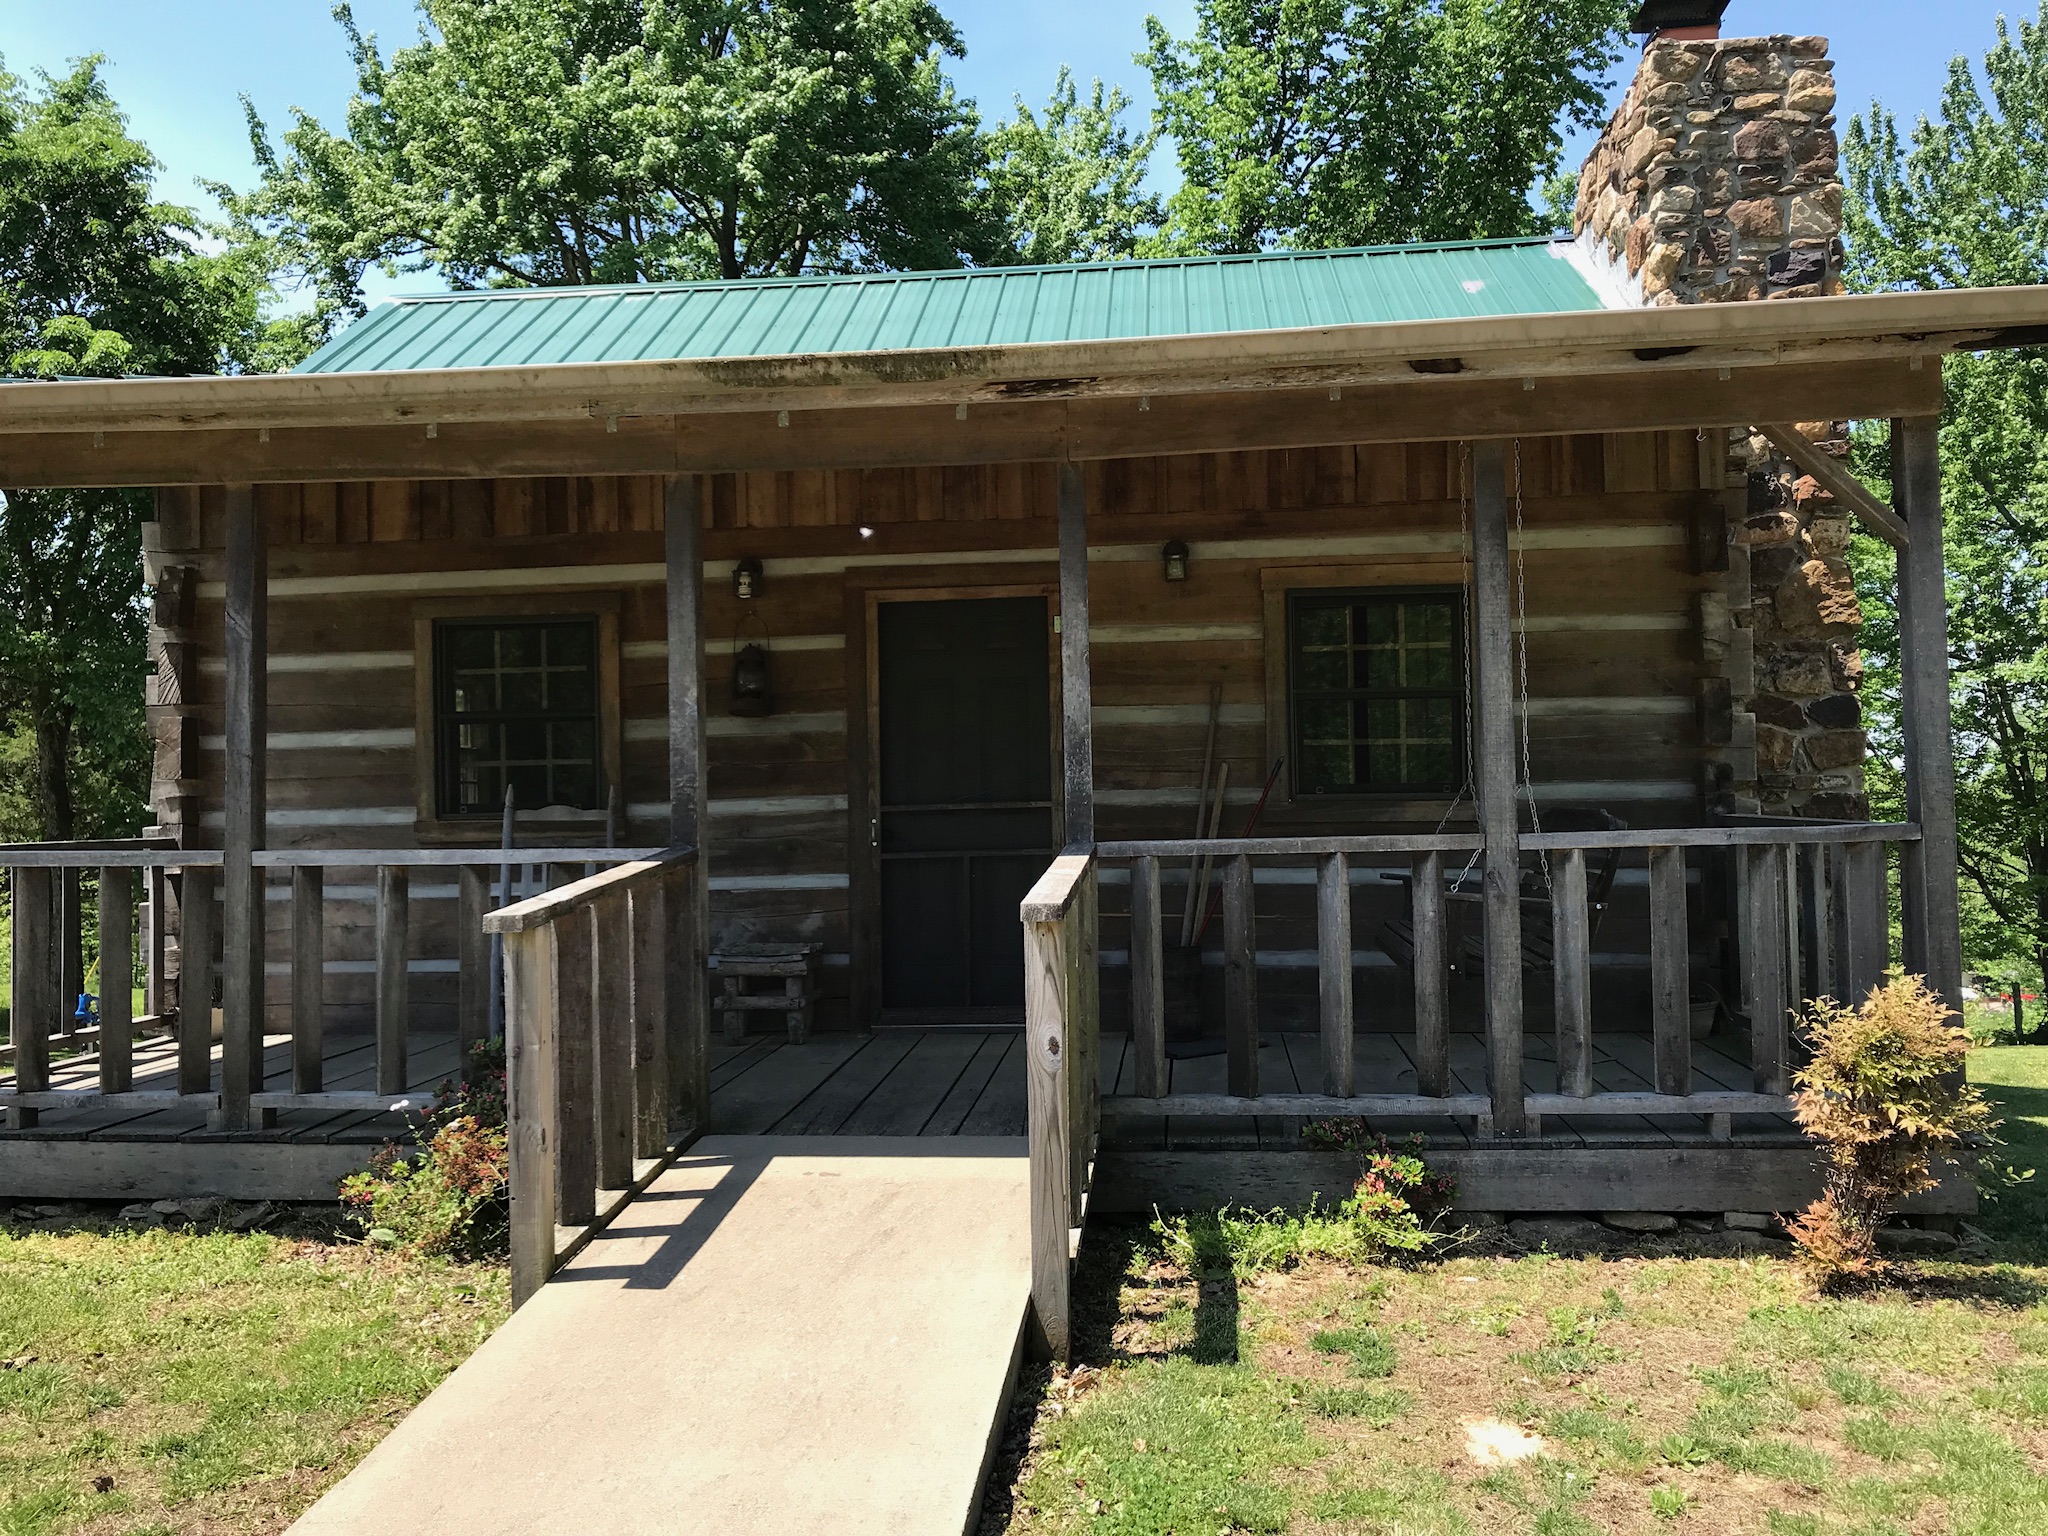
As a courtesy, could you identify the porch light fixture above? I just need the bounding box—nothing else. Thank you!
[1162,540,1190,582]
[733,557,764,602]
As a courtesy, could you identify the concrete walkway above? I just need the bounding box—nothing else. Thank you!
[289,1137,1031,1536]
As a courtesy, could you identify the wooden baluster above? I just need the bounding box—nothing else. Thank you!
[144,863,167,1018]
[9,867,54,1128]
[1840,839,1887,1004]
[504,923,559,1307]
[1066,900,1090,1217]
[1649,845,1690,1097]
[178,866,217,1096]
[1082,864,1101,1163]
[553,907,598,1227]
[291,866,324,1093]
[457,865,489,1080]
[629,877,670,1161]
[1552,847,1593,1098]
[1317,852,1354,1096]
[1130,854,1166,1098]
[1024,908,1072,1361]
[1411,852,1450,1097]
[1222,853,1258,1098]
[59,868,83,1040]
[375,866,410,1095]
[1744,843,1790,1095]
[99,866,134,1095]
[592,891,635,1192]
[665,858,709,1135]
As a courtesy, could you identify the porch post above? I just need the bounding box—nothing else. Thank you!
[1894,414,1964,1011]
[219,484,267,1130]
[1058,463,1094,846]
[665,474,710,1132]
[1471,442,1525,1135]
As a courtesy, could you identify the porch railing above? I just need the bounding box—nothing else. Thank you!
[483,847,702,1306]
[1089,821,1917,1135]
[1020,846,1100,1363]
[0,842,662,1134]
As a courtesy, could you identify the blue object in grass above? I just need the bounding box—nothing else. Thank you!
[73,991,98,1028]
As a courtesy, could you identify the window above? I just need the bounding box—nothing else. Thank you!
[434,619,602,816]
[1288,590,1465,796]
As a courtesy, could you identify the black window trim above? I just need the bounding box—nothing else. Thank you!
[1284,584,1470,800]
[432,615,606,819]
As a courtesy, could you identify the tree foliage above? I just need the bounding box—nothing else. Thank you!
[983,67,1160,266]
[1843,4,2048,988]
[1139,0,1631,255]
[0,56,280,839]
[232,0,1007,319]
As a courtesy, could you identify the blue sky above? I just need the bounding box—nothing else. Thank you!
[0,0,2016,300]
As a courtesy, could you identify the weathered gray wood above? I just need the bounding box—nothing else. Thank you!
[629,879,670,1161]
[1103,832,1484,859]
[1471,440,1524,1134]
[177,865,217,1096]
[552,906,598,1227]
[0,847,220,868]
[375,865,410,1095]
[1316,852,1354,1096]
[9,867,54,1127]
[1411,851,1451,1097]
[481,850,691,932]
[665,474,710,1130]
[291,865,324,1093]
[1649,845,1690,1096]
[257,847,654,869]
[1894,414,1964,1014]
[144,862,166,1017]
[1020,851,1095,921]
[218,483,266,1132]
[1179,685,1221,947]
[1129,854,1166,1098]
[457,864,489,1078]
[1759,422,1910,547]
[97,865,134,1095]
[248,1090,436,1111]
[58,868,82,1037]
[504,926,559,1308]
[1745,843,1790,1094]
[1552,846,1593,1098]
[591,891,635,1192]
[1024,911,1073,1361]
[1523,823,1915,850]
[1222,853,1258,1098]
[1798,843,1834,1005]
[1841,838,1889,1003]
[1057,461,1094,845]
[1067,895,1091,1217]
[0,1139,396,1204]
[1103,1089,1789,1119]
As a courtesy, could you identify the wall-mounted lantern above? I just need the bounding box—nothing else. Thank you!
[730,614,774,717]
[733,556,764,602]
[1162,539,1190,583]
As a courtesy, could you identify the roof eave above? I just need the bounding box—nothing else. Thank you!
[0,286,2040,438]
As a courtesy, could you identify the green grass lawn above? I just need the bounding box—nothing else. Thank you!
[0,1225,507,1536]
[990,1047,2048,1535]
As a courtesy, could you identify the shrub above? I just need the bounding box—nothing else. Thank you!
[1786,974,1994,1283]
[339,1040,510,1259]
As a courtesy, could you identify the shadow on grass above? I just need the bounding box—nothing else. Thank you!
[1974,1074,2048,1267]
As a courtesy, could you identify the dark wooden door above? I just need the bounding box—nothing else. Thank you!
[878,597,1054,1022]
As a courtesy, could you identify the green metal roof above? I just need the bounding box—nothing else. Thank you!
[295,238,1610,375]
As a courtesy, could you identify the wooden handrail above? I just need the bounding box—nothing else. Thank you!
[255,846,662,868]
[1019,845,1096,922]
[1098,833,1483,859]
[485,847,697,933]
[1524,822,1918,851]
[0,847,220,868]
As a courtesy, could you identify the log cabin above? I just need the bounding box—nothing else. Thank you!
[1,16,2042,1339]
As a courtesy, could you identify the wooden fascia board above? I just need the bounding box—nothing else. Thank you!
[0,283,2035,437]
[1758,422,1910,549]
[0,357,1942,489]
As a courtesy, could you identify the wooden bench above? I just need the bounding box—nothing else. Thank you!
[711,944,821,1043]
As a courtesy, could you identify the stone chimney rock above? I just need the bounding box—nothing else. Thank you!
[1574,34,1844,308]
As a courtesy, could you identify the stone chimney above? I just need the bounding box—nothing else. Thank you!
[1630,1,1729,45]
[1574,32,1844,307]
[1575,30,1864,819]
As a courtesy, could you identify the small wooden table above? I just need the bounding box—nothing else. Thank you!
[711,944,822,1043]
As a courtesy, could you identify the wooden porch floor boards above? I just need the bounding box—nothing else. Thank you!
[707,1027,1798,1149]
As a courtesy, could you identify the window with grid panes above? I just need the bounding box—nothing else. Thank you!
[1287,590,1465,795]
[434,619,601,816]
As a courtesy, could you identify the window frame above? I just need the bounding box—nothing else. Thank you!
[1282,584,1469,801]
[432,616,605,819]
[410,594,622,840]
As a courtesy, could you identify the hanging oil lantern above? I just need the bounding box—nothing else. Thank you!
[730,613,774,718]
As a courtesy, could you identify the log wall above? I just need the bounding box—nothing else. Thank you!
[142,431,1741,1032]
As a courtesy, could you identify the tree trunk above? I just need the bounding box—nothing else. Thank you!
[33,701,75,841]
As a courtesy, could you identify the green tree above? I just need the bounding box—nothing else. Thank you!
[1842,4,2048,1006]
[234,0,1005,320]
[983,67,1161,265]
[1139,0,1631,255]
[0,56,279,839]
